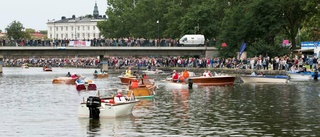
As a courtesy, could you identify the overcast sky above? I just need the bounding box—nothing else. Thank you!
[0,0,107,32]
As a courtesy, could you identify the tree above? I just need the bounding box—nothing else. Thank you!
[5,20,25,40]
[0,29,2,33]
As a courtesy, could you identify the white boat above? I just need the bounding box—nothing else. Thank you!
[141,69,164,75]
[78,89,139,118]
[240,75,289,83]
[286,71,319,81]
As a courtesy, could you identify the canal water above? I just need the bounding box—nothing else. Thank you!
[0,67,320,136]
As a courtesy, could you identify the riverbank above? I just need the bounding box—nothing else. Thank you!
[111,66,287,75]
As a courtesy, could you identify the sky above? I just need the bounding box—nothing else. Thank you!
[0,0,107,32]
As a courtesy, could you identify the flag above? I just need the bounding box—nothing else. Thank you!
[239,42,246,59]
[221,42,227,47]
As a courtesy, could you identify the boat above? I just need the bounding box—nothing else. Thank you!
[43,65,53,71]
[93,72,108,78]
[22,63,29,69]
[126,78,156,98]
[240,75,289,83]
[141,69,164,75]
[118,75,137,85]
[76,79,97,91]
[189,75,236,86]
[286,71,319,81]
[52,74,81,84]
[78,89,139,119]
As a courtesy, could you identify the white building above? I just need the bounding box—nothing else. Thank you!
[46,2,106,40]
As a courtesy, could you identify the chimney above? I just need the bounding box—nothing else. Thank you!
[61,16,66,20]
[72,15,75,19]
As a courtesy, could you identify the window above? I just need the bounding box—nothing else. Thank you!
[66,27,68,31]
[88,26,90,31]
[93,33,95,38]
[50,27,52,31]
[61,34,63,38]
[56,34,58,38]
[93,26,95,30]
[88,33,90,38]
[56,27,58,31]
[50,34,52,38]
[71,34,74,39]
[65,34,68,39]
[61,26,63,31]
[83,33,85,38]
[78,26,80,31]
[83,26,85,31]
[71,26,73,31]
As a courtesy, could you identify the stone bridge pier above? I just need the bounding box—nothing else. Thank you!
[99,55,109,72]
[0,55,3,73]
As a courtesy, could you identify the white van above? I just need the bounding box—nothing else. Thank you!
[179,34,205,46]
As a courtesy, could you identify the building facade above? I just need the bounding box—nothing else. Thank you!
[46,2,106,40]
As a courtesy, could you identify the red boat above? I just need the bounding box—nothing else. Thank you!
[43,66,52,71]
[76,79,97,91]
[118,75,137,85]
[189,76,236,86]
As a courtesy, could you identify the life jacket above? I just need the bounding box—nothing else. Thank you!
[179,76,185,82]
[131,80,139,89]
[183,71,189,79]
[172,73,179,81]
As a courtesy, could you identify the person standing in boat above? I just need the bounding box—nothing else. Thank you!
[182,69,190,83]
[66,72,71,77]
[125,67,132,76]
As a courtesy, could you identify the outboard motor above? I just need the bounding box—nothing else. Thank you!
[188,79,193,89]
[314,70,318,80]
[86,96,101,119]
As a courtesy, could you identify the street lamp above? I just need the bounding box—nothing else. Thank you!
[156,20,159,46]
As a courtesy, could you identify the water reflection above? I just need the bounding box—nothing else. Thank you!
[79,116,135,137]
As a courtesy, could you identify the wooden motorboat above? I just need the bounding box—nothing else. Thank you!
[43,66,53,71]
[189,76,236,86]
[240,75,289,83]
[52,77,78,84]
[78,90,139,118]
[118,75,137,85]
[93,73,108,78]
[127,79,156,98]
[52,74,80,84]
[76,79,97,91]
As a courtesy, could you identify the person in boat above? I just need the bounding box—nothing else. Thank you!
[94,70,98,74]
[147,65,151,71]
[114,89,127,102]
[125,67,132,77]
[203,70,208,77]
[172,70,179,82]
[129,78,139,89]
[66,72,71,77]
[142,73,148,79]
[182,69,190,83]
[258,72,264,76]
[207,71,213,77]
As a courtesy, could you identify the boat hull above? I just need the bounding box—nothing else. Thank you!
[118,76,136,85]
[93,73,108,78]
[127,84,156,98]
[52,77,77,84]
[240,75,288,83]
[189,76,236,86]
[78,101,138,118]
[76,83,97,91]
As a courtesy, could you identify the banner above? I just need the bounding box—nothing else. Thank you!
[68,40,91,47]
[239,43,246,59]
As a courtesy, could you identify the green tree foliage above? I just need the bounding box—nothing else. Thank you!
[5,20,26,40]
[97,0,319,58]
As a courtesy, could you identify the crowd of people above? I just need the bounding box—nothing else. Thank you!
[0,37,216,47]
[3,54,320,72]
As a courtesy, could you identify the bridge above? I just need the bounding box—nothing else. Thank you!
[0,46,218,73]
